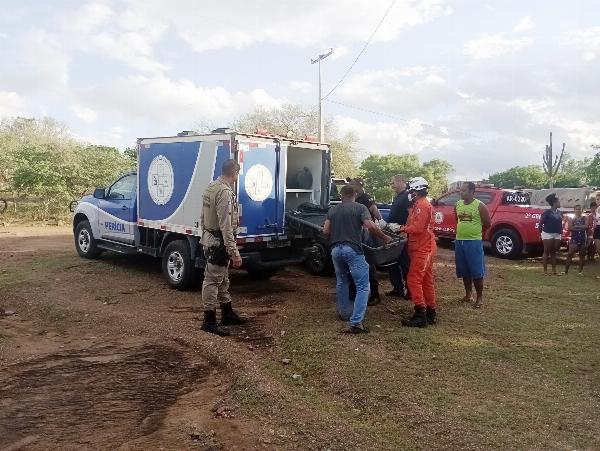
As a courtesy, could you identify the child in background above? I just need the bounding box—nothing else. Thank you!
[565,205,587,274]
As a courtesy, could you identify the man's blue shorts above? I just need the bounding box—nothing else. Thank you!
[455,240,486,279]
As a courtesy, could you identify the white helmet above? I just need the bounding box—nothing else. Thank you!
[408,177,429,192]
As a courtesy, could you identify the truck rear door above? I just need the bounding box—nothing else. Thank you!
[237,139,285,238]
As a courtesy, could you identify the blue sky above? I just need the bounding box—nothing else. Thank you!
[1,0,599,179]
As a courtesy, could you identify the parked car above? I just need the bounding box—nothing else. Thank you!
[432,187,553,258]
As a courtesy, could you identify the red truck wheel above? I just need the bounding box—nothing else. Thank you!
[491,228,523,259]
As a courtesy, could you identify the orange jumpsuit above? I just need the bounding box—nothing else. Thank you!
[403,196,437,309]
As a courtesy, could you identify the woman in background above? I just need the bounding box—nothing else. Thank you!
[565,205,587,274]
[539,193,563,275]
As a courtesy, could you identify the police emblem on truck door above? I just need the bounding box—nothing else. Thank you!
[148,155,174,205]
[244,164,273,202]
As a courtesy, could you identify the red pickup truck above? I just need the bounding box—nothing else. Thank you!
[432,187,549,259]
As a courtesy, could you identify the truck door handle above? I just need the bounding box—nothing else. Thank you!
[121,205,129,210]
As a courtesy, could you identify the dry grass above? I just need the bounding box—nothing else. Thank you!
[236,255,600,450]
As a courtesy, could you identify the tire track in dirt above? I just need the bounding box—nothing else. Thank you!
[0,344,209,450]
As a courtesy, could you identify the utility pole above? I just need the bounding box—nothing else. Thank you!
[311,48,333,142]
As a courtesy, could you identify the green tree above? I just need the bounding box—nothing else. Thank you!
[12,143,70,219]
[330,133,359,179]
[230,103,359,178]
[124,146,138,166]
[0,116,134,221]
[585,152,600,186]
[422,159,453,197]
[488,165,547,189]
[554,156,588,187]
[358,154,448,201]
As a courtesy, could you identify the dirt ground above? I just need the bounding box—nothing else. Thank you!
[1,227,598,450]
[0,227,290,450]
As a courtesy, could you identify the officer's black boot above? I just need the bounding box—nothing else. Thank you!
[401,306,428,328]
[220,302,247,326]
[426,307,437,325]
[201,309,230,336]
[367,290,382,306]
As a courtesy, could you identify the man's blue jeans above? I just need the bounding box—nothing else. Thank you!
[331,243,370,326]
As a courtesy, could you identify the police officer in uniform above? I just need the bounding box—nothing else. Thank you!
[200,159,246,336]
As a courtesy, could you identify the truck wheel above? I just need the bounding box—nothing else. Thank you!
[306,242,333,276]
[162,240,198,290]
[246,269,278,280]
[491,228,522,259]
[74,220,101,259]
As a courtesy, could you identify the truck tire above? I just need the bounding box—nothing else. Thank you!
[246,268,278,280]
[162,240,199,290]
[74,220,102,259]
[491,228,522,259]
[305,242,334,276]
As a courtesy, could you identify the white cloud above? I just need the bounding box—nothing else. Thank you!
[513,16,535,33]
[334,115,452,157]
[462,33,533,59]
[289,80,313,94]
[0,29,71,94]
[80,75,283,127]
[0,91,27,118]
[24,29,70,86]
[66,3,114,33]
[334,68,456,114]
[562,26,600,62]
[130,0,451,52]
[331,46,350,60]
[70,104,98,123]
[59,2,167,73]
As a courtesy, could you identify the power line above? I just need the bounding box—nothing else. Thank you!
[322,0,397,100]
[324,98,486,140]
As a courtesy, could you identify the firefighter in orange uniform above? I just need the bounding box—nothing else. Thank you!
[397,177,437,328]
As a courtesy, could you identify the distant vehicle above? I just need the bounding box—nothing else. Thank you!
[72,130,331,289]
[432,186,561,258]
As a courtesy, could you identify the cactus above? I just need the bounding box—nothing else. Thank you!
[542,132,565,189]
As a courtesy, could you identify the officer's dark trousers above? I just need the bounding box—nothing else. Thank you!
[349,263,379,301]
[389,246,410,294]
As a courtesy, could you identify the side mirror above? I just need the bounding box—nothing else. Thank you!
[431,199,438,206]
[93,188,106,199]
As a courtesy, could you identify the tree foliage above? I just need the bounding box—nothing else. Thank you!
[359,154,452,201]
[230,103,359,178]
[488,165,547,189]
[489,156,589,189]
[0,117,134,221]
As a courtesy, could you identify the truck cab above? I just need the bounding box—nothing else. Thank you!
[73,130,331,289]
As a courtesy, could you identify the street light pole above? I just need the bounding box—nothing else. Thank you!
[311,48,333,142]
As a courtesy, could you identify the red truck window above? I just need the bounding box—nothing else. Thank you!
[474,192,495,205]
[437,192,461,206]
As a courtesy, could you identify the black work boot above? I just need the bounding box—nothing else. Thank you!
[367,291,382,306]
[220,302,247,326]
[401,306,428,328]
[201,309,230,336]
[426,307,436,325]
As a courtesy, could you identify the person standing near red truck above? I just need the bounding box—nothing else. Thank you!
[539,193,563,275]
[455,182,491,308]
